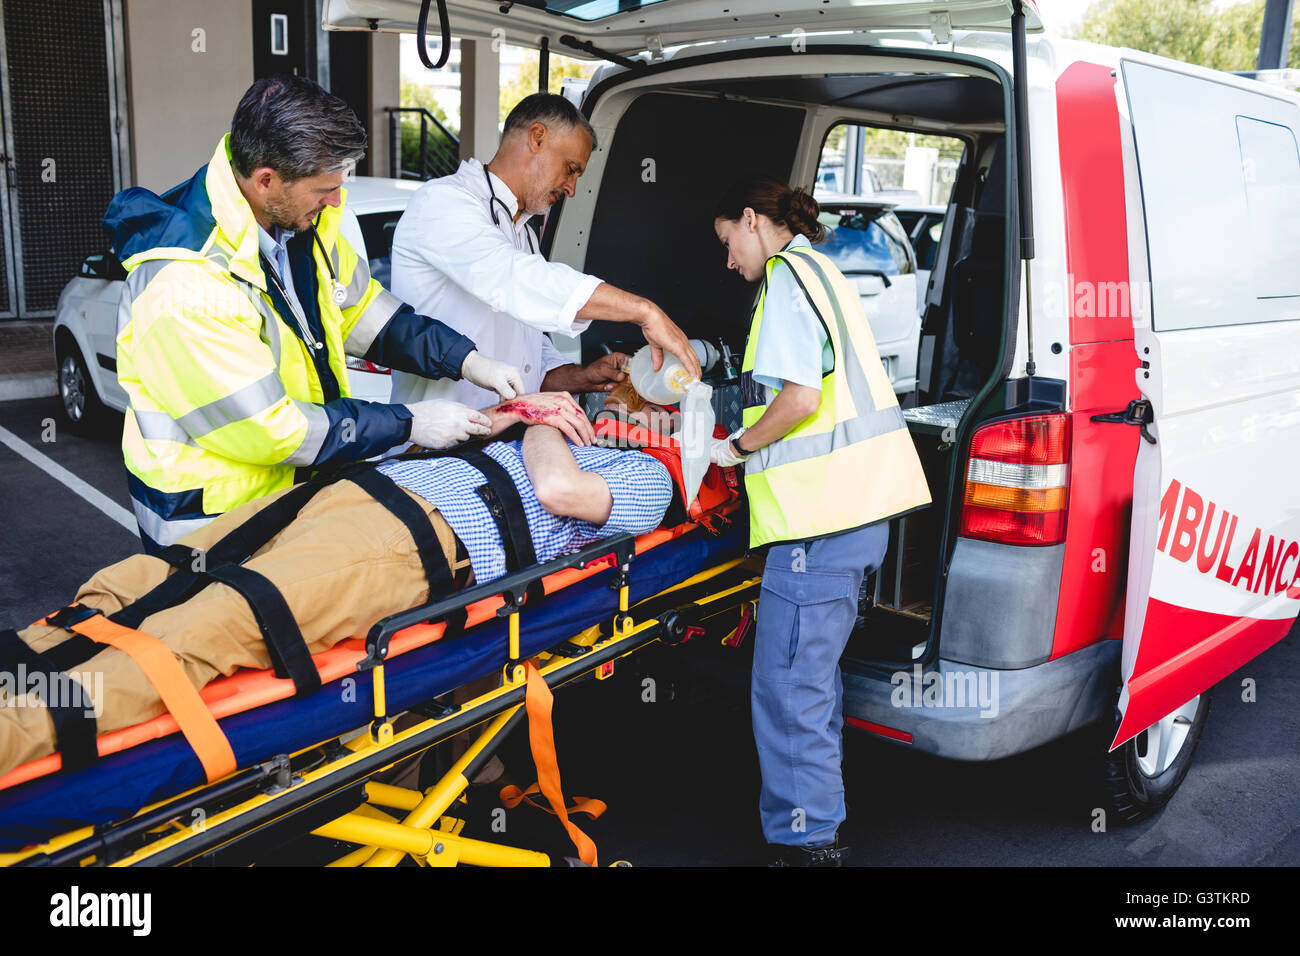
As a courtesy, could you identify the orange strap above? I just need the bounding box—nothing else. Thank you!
[499,782,607,820]
[518,659,601,866]
[46,613,237,783]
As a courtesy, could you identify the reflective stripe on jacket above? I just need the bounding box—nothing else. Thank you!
[104,134,476,550]
[740,245,931,547]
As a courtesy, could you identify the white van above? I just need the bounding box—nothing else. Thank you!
[324,0,1300,821]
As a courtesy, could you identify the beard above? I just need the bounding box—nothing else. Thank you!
[264,193,312,232]
[526,189,565,217]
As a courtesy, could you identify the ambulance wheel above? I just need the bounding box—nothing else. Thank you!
[1095,686,1212,825]
[56,339,109,435]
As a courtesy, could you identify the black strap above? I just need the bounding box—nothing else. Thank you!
[4,445,505,702]
[6,461,461,698]
[475,482,520,570]
[2,467,373,686]
[199,564,321,696]
[456,449,538,572]
[153,543,197,570]
[347,468,456,600]
[41,633,101,673]
[111,461,374,632]
[0,455,476,773]
[0,628,99,772]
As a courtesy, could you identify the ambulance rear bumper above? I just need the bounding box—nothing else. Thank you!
[841,639,1121,761]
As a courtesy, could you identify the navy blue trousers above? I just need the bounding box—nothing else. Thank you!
[751,522,889,846]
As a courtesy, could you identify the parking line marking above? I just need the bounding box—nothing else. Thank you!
[0,424,137,534]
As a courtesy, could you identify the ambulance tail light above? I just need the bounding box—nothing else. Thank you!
[959,413,1070,546]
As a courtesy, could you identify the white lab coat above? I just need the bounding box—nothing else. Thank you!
[388,158,602,410]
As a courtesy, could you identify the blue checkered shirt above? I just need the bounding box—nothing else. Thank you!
[376,440,673,584]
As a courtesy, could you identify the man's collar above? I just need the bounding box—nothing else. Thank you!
[468,157,521,219]
[257,223,294,258]
[203,133,270,288]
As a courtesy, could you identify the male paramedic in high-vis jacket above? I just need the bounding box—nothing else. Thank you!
[103,76,524,553]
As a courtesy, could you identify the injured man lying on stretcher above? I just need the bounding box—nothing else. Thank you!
[0,392,677,777]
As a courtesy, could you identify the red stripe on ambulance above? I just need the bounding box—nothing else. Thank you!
[1048,61,1141,659]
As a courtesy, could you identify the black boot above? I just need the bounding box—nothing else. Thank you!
[767,838,850,867]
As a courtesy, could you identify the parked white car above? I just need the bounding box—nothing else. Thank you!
[813,193,921,395]
[892,203,948,313]
[52,176,418,432]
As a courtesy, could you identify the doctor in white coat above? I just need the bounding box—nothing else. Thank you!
[389,93,699,414]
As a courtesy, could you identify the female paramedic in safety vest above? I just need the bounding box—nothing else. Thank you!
[710,177,931,866]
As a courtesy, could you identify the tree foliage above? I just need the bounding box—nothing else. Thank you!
[400,77,454,129]
[498,52,597,122]
[825,124,965,161]
[1070,0,1298,71]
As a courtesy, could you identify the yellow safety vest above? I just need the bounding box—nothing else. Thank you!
[739,246,931,547]
[110,134,417,548]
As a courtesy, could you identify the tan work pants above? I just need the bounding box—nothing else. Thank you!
[0,478,467,776]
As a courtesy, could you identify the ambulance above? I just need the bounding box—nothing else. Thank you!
[322,0,1300,822]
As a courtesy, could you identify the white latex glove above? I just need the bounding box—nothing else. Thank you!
[405,400,492,449]
[710,435,750,468]
[460,349,524,401]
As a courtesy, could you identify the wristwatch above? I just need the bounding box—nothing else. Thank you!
[728,426,754,457]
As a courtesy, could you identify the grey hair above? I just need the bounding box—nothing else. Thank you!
[229,75,368,182]
[502,92,597,150]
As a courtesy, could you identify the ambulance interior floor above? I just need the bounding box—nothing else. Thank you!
[0,396,1297,867]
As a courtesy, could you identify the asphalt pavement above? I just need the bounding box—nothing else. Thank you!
[0,393,1295,867]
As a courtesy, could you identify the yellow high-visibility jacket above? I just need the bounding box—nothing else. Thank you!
[104,135,476,551]
[740,245,931,547]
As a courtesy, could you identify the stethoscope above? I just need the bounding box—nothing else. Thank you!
[313,219,348,305]
[258,222,343,355]
[484,165,538,254]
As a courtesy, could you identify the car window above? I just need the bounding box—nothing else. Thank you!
[894,210,923,235]
[816,167,843,193]
[358,211,401,259]
[816,209,911,275]
[80,253,127,282]
[816,121,964,205]
[358,211,403,290]
[913,217,945,271]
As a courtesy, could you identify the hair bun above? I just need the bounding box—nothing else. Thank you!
[786,187,825,243]
[713,176,826,243]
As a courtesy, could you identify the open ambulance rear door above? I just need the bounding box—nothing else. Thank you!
[1112,52,1300,750]
[320,0,1041,56]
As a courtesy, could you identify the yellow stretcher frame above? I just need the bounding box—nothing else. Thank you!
[1,546,761,868]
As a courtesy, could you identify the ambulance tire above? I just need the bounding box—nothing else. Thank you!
[1095,685,1213,826]
[55,337,110,436]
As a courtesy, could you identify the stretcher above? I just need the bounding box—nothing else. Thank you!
[0,424,760,866]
